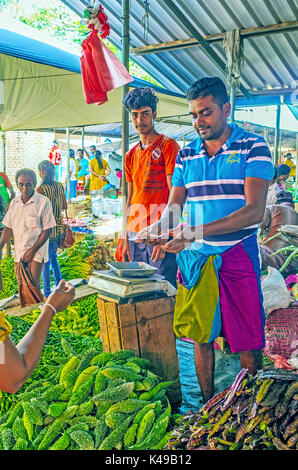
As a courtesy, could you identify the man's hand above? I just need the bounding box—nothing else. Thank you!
[122,240,131,262]
[23,248,36,264]
[45,279,75,314]
[162,225,195,254]
[136,223,168,246]
[162,238,189,254]
[151,245,166,262]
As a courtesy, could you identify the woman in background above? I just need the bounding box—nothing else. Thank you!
[89,150,111,194]
[36,160,67,300]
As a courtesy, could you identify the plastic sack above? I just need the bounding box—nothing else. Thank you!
[264,307,298,360]
[261,267,292,315]
[81,30,133,105]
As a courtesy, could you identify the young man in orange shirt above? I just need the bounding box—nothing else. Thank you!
[122,87,180,287]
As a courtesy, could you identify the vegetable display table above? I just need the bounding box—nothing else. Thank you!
[97,292,181,406]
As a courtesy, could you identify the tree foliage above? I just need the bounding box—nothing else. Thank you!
[3,0,161,86]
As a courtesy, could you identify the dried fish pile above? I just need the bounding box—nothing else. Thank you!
[166,368,298,451]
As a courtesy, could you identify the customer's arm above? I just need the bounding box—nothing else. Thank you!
[0,280,75,393]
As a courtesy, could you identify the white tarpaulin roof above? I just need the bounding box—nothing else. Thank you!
[0,27,189,131]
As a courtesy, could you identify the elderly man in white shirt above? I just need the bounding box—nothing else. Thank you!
[0,169,56,304]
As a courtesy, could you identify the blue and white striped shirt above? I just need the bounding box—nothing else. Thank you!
[172,123,275,255]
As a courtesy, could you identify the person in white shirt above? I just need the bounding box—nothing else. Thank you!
[0,169,56,302]
[65,149,78,199]
[266,167,283,206]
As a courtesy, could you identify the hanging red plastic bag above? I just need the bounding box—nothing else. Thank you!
[81,30,133,105]
[115,236,123,262]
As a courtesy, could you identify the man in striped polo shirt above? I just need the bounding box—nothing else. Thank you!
[137,77,274,402]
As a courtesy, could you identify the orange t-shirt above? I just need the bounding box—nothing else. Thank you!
[125,134,180,233]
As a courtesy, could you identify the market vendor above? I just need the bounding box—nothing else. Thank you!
[259,191,298,276]
[266,167,283,206]
[0,279,75,393]
[122,87,180,287]
[0,169,56,307]
[137,77,275,402]
[276,163,291,190]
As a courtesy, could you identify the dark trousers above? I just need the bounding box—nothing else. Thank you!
[128,240,177,287]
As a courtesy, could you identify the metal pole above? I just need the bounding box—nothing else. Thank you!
[66,128,70,203]
[121,0,130,240]
[274,104,281,166]
[229,81,236,124]
[263,127,269,143]
[1,132,5,173]
[295,133,298,202]
[82,127,85,150]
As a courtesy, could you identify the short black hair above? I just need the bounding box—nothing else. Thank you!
[77,148,83,153]
[124,87,159,112]
[15,168,37,187]
[186,76,229,106]
[69,149,75,158]
[276,191,294,208]
[114,168,121,172]
[90,145,96,149]
[277,164,291,177]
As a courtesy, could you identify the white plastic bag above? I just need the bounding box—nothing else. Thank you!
[261,267,292,315]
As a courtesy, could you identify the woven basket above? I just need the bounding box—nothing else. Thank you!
[264,307,298,359]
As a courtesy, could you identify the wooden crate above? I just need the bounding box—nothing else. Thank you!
[97,294,182,405]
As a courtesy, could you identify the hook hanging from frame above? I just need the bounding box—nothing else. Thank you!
[142,0,150,43]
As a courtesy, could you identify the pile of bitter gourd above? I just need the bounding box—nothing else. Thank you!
[165,368,298,451]
[0,342,176,450]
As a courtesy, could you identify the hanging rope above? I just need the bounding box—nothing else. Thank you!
[223,29,243,88]
[142,0,150,43]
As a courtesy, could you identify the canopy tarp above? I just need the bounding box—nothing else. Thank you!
[0,28,188,131]
[1,28,296,133]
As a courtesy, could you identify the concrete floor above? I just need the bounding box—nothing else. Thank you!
[176,338,241,414]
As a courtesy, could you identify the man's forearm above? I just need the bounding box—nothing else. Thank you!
[183,204,265,242]
[31,229,52,253]
[157,202,183,233]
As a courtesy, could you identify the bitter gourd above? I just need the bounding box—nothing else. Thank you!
[93,382,135,405]
[70,430,94,450]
